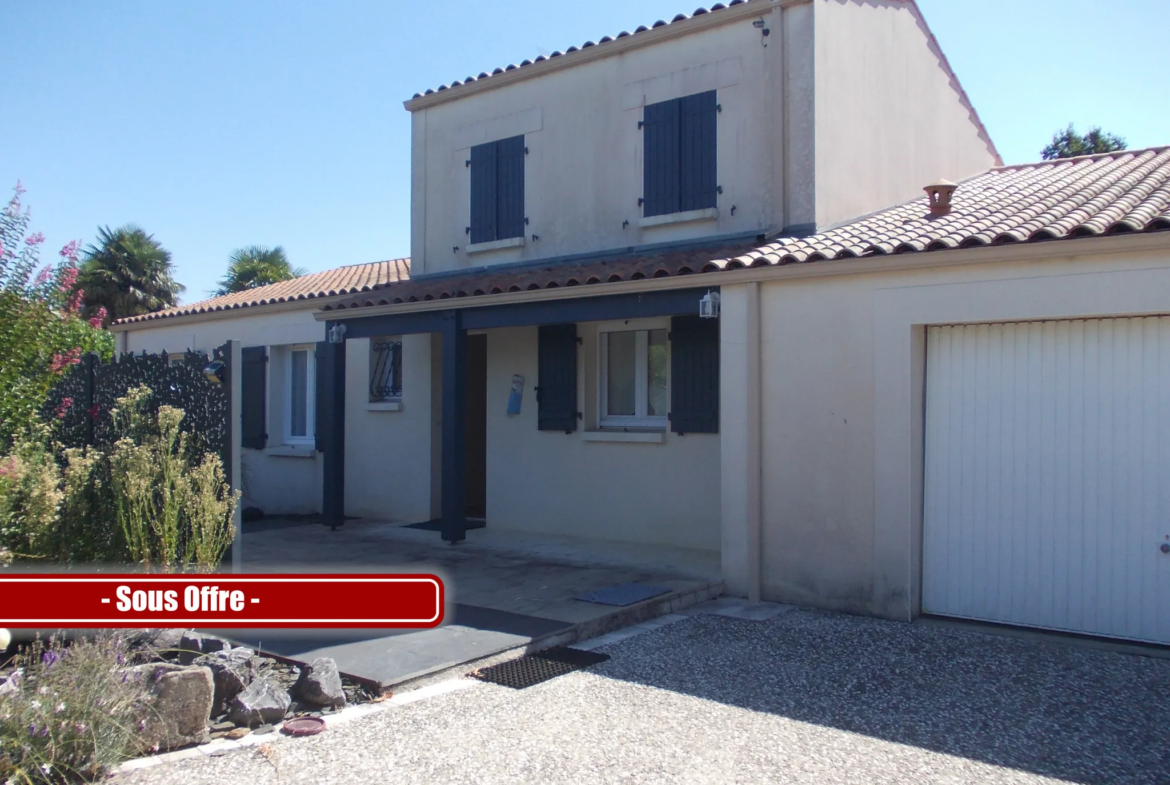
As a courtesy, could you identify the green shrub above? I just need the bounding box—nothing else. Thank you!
[0,385,238,571]
[0,634,147,783]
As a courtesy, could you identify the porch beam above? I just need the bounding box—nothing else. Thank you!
[440,310,467,543]
[320,340,346,529]
[332,287,716,338]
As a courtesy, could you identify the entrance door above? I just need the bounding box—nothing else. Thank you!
[465,334,488,520]
[923,318,1170,644]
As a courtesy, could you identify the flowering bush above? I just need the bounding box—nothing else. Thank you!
[0,634,146,783]
[0,386,238,570]
[0,183,113,449]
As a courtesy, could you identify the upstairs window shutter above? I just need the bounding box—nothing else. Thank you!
[240,345,267,449]
[679,91,718,212]
[469,141,498,244]
[496,135,526,241]
[669,316,719,434]
[470,135,525,244]
[642,98,681,218]
[314,341,329,452]
[537,324,579,432]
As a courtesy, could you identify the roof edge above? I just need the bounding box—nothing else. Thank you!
[403,0,792,111]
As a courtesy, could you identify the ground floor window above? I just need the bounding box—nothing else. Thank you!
[599,321,669,428]
[369,337,403,402]
[285,345,315,445]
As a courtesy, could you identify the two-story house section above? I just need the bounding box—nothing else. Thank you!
[407,0,998,277]
[307,0,1001,611]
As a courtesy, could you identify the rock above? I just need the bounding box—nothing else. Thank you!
[225,727,251,740]
[228,677,290,727]
[193,648,255,714]
[292,658,346,709]
[132,629,188,661]
[209,721,235,733]
[253,724,276,736]
[128,664,214,753]
[178,632,228,665]
[0,668,23,696]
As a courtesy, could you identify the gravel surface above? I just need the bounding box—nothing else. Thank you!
[116,608,1170,785]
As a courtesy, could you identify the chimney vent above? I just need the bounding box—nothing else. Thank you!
[924,179,957,217]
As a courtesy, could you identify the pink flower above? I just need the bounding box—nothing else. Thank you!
[49,349,80,373]
[58,239,80,261]
[14,180,25,196]
[57,266,78,293]
[24,232,45,246]
[86,404,100,420]
[0,457,16,478]
[55,397,73,419]
[33,265,54,287]
[65,287,84,315]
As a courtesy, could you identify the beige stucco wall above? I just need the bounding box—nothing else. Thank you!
[812,0,999,228]
[483,324,721,551]
[116,310,433,522]
[719,240,1170,619]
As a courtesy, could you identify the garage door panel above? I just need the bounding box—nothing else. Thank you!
[924,318,1170,644]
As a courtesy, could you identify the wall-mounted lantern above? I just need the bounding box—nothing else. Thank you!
[328,323,348,344]
[699,290,721,319]
[202,360,226,385]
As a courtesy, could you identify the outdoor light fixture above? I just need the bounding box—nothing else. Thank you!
[202,360,225,385]
[699,290,721,319]
[328,323,348,344]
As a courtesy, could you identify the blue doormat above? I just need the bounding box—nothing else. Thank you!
[575,583,671,606]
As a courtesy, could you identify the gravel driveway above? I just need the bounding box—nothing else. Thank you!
[116,607,1170,785]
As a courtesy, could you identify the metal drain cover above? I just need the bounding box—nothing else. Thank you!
[470,647,611,689]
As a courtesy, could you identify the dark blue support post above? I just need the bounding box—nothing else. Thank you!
[440,310,467,543]
[320,339,346,530]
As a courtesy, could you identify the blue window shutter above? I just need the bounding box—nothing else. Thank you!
[680,90,718,212]
[470,141,498,244]
[241,345,267,449]
[537,324,578,432]
[669,316,719,434]
[642,98,681,217]
[496,135,525,240]
[314,341,329,452]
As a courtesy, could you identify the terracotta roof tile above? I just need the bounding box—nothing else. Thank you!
[325,148,1170,315]
[116,258,410,325]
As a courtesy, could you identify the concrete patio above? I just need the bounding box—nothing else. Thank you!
[210,518,723,689]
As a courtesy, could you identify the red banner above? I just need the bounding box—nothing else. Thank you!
[0,574,444,628]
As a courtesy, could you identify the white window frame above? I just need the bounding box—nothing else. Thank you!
[597,318,670,430]
[284,345,316,446]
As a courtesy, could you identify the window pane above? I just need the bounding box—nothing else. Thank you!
[290,350,308,437]
[606,332,636,416]
[647,329,669,417]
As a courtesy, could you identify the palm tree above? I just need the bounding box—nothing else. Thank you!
[77,225,184,324]
[215,246,306,296]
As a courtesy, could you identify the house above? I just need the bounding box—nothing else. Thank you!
[113,259,411,517]
[114,0,1170,646]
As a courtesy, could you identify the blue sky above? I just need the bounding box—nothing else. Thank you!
[4,0,1165,304]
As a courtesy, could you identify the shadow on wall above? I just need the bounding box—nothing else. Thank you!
[588,610,1170,784]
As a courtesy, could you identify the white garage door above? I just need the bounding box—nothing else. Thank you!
[923,318,1170,644]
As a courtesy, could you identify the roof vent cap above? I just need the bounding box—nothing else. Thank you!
[924,179,957,216]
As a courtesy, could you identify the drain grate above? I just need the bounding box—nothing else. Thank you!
[575,582,671,606]
[470,647,611,689]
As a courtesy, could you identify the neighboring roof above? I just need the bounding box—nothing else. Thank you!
[115,258,411,326]
[324,148,1170,313]
[409,1,755,102]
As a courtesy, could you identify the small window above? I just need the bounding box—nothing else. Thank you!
[600,327,669,428]
[285,346,315,445]
[369,338,403,402]
[642,90,718,218]
[470,135,525,244]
